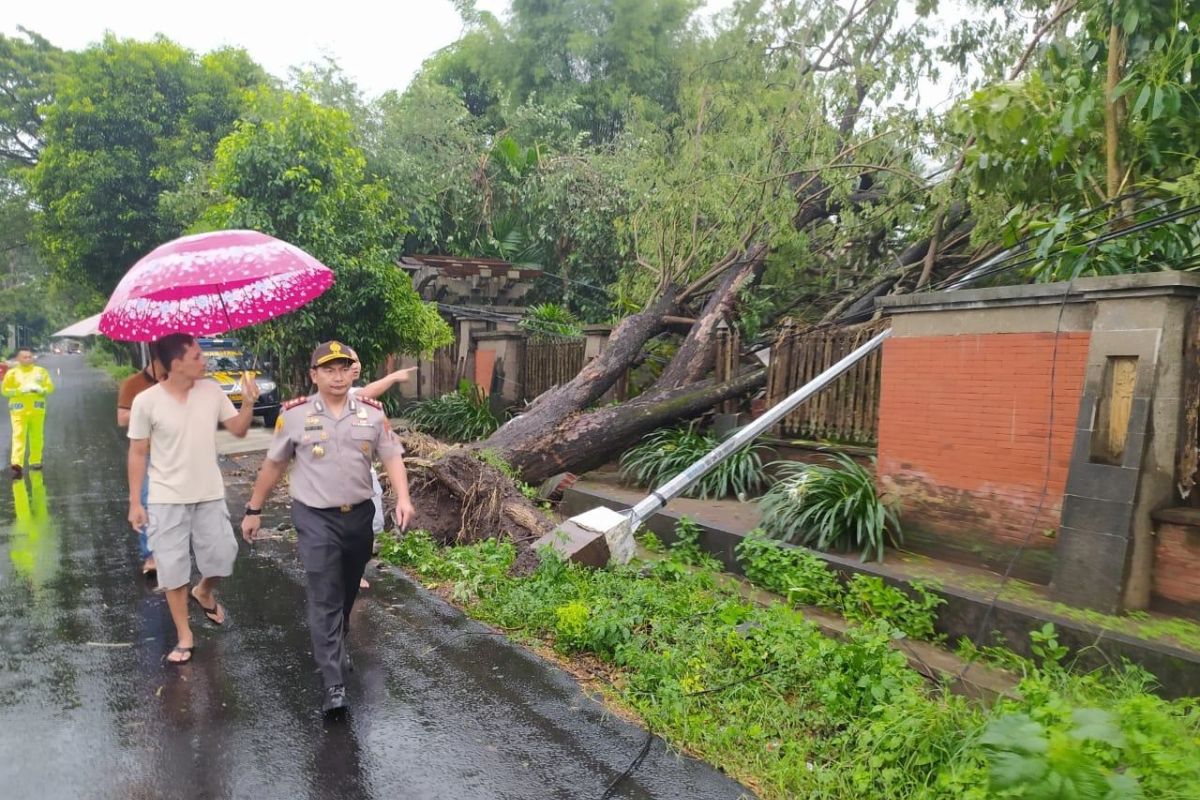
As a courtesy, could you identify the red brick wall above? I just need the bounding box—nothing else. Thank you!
[877,332,1091,581]
[1154,523,1200,614]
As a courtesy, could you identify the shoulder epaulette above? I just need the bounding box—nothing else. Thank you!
[283,397,308,411]
[359,396,383,410]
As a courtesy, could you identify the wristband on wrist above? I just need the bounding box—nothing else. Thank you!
[244,506,262,516]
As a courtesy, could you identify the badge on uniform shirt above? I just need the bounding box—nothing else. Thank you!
[360,442,371,454]
[306,415,320,426]
[356,407,368,420]
[312,444,325,458]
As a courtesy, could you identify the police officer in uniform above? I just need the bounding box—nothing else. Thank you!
[241,341,415,714]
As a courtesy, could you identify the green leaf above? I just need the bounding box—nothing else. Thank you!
[1070,708,1125,747]
[1124,7,1140,35]
[986,751,1049,789]
[980,713,1048,753]
[1059,102,1076,135]
[1132,84,1152,117]
[1151,86,1164,120]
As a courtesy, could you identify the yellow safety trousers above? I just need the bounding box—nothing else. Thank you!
[8,393,46,467]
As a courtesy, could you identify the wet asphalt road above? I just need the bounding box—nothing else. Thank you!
[0,355,751,800]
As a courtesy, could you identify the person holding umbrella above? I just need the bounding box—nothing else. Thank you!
[101,230,337,664]
[127,333,259,664]
[240,341,414,714]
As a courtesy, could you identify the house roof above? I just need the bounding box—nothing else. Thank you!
[436,303,523,323]
[398,254,543,281]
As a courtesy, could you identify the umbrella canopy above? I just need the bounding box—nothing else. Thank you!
[99,230,334,342]
[51,312,103,338]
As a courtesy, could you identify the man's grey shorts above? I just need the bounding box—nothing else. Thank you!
[148,500,238,590]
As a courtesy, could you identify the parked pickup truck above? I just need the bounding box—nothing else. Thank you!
[198,338,281,428]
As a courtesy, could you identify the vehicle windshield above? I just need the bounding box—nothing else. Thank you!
[204,351,251,372]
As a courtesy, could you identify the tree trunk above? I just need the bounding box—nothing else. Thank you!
[481,244,769,480]
[654,243,765,390]
[483,288,678,453]
[1104,20,1134,223]
[483,367,768,484]
[405,245,771,559]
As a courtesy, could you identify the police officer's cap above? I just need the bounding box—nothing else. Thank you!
[311,340,357,367]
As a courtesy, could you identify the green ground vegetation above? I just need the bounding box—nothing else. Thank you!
[378,526,1200,800]
[85,348,136,381]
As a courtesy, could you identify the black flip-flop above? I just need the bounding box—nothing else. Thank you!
[165,645,194,665]
[190,593,226,626]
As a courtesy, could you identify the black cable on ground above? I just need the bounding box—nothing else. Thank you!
[600,729,656,800]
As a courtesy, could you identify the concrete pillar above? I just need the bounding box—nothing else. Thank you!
[1053,287,1200,612]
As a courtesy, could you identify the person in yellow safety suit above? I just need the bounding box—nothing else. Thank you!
[9,470,57,591]
[2,347,55,478]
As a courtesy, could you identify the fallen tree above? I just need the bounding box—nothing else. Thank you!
[479,242,768,484]
[394,244,771,561]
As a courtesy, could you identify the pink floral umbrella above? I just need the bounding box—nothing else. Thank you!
[99,230,334,341]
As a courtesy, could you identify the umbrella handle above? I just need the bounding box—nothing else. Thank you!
[218,292,234,338]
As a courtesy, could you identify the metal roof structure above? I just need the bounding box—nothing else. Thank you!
[399,255,543,307]
[51,312,102,338]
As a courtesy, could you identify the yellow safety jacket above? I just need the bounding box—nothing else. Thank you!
[3,363,54,467]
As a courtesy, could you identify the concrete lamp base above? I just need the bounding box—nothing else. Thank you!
[533,506,636,567]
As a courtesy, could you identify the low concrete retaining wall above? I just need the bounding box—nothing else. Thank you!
[563,485,1200,698]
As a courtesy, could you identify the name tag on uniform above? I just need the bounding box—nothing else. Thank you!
[351,421,374,428]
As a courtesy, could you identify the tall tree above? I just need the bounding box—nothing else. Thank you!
[200,90,451,389]
[28,36,267,295]
[0,28,69,172]
[954,0,1200,280]
[424,0,700,141]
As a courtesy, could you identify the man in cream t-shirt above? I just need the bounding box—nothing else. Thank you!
[127,333,258,665]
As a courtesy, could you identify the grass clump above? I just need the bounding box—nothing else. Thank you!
[759,453,901,562]
[620,424,767,500]
[87,348,137,381]
[405,379,500,442]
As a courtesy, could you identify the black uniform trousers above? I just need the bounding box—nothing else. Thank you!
[292,499,375,688]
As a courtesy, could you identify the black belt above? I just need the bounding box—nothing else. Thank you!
[302,499,372,514]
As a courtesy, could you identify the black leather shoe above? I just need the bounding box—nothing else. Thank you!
[322,684,349,714]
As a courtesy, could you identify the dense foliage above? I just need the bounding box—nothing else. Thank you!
[198,90,451,386]
[29,36,266,297]
[9,1,1200,348]
[379,528,1200,799]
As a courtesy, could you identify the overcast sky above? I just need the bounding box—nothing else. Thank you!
[3,0,739,100]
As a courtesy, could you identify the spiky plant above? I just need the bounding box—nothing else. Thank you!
[759,453,901,562]
[405,380,500,442]
[520,303,583,339]
[619,425,767,500]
